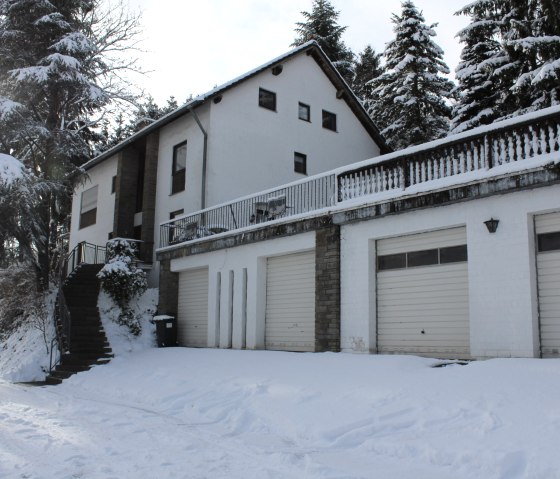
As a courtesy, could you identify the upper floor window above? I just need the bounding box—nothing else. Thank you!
[298,102,310,122]
[171,141,187,194]
[322,110,337,131]
[259,88,276,111]
[294,152,307,175]
[79,185,98,229]
[111,175,116,194]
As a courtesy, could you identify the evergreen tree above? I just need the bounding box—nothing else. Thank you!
[451,2,503,133]
[351,45,383,114]
[292,0,354,83]
[370,1,455,150]
[0,0,141,286]
[452,0,560,130]
[500,0,560,113]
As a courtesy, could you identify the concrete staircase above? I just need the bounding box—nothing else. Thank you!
[46,264,113,385]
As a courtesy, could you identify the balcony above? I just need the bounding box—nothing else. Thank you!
[159,106,560,249]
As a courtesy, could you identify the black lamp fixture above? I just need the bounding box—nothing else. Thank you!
[484,218,499,233]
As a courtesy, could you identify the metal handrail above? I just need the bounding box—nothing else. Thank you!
[65,241,107,278]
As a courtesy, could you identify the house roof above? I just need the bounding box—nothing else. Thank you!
[83,41,390,170]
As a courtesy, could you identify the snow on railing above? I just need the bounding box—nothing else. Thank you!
[338,106,560,201]
[159,106,560,249]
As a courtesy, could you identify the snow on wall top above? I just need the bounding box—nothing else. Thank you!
[0,153,25,186]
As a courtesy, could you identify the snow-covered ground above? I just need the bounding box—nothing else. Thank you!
[1,349,560,479]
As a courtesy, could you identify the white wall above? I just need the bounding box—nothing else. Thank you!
[205,53,381,205]
[69,155,117,252]
[170,232,315,350]
[340,184,560,358]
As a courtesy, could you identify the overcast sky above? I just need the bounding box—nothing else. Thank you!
[125,0,469,104]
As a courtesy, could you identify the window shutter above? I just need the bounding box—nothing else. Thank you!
[81,186,98,213]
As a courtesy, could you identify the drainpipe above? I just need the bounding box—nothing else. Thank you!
[188,106,208,210]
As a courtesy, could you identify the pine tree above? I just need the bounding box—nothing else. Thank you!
[351,45,383,114]
[0,0,141,286]
[451,1,503,133]
[452,0,560,130]
[292,0,354,83]
[370,1,455,150]
[500,0,560,113]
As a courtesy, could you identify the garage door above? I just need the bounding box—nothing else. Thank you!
[535,212,560,358]
[265,251,315,352]
[377,227,470,358]
[177,267,209,347]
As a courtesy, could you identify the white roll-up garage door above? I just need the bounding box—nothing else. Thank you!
[265,251,315,352]
[376,227,470,358]
[177,267,209,347]
[535,212,560,358]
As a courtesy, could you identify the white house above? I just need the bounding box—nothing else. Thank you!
[68,41,388,283]
[155,106,560,359]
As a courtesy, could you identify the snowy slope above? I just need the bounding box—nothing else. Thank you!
[1,349,560,478]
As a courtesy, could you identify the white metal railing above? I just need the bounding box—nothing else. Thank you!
[159,106,560,249]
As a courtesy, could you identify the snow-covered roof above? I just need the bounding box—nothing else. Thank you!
[84,41,388,170]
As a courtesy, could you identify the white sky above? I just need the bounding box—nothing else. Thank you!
[125,0,469,104]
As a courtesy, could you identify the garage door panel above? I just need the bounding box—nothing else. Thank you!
[536,213,560,358]
[377,228,470,358]
[265,251,315,352]
[177,268,209,348]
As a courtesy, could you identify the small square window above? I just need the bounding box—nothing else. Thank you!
[322,110,337,131]
[111,175,116,194]
[294,152,307,175]
[259,88,276,111]
[298,102,310,122]
[171,141,187,194]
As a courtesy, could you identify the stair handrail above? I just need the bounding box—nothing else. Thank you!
[64,241,107,279]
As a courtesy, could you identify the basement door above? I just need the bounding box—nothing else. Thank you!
[265,251,315,352]
[177,267,209,347]
[376,227,470,358]
[535,212,560,357]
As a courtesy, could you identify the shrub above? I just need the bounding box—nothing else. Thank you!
[97,239,147,335]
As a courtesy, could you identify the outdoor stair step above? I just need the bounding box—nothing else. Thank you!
[44,377,63,385]
[54,364,91,374]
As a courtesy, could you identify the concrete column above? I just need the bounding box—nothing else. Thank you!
[113,147,140,238]
[158,259,178,317]
[140,132,159,262]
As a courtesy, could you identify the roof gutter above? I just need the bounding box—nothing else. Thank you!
[188,106,208,210]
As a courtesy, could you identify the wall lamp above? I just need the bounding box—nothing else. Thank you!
[484,218,499,233]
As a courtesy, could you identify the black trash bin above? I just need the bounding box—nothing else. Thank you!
[152,315,177,347]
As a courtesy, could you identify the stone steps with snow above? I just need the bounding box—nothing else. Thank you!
[46,263,112,385]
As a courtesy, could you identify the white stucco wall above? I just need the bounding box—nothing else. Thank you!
[340,184,560,359]
[205,53,381,205]
[170,232,315,350]
[69,155,117,252]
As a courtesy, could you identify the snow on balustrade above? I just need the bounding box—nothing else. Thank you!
[158,106,560,250]
[338,106,560,201]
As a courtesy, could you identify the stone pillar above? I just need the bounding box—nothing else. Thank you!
[315,225,341,352]
[158,259,179,317]
[140,132,159,262]
[113,146,140,238]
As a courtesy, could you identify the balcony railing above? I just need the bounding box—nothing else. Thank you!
[159,106,560,249]
[161,175,336,248]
